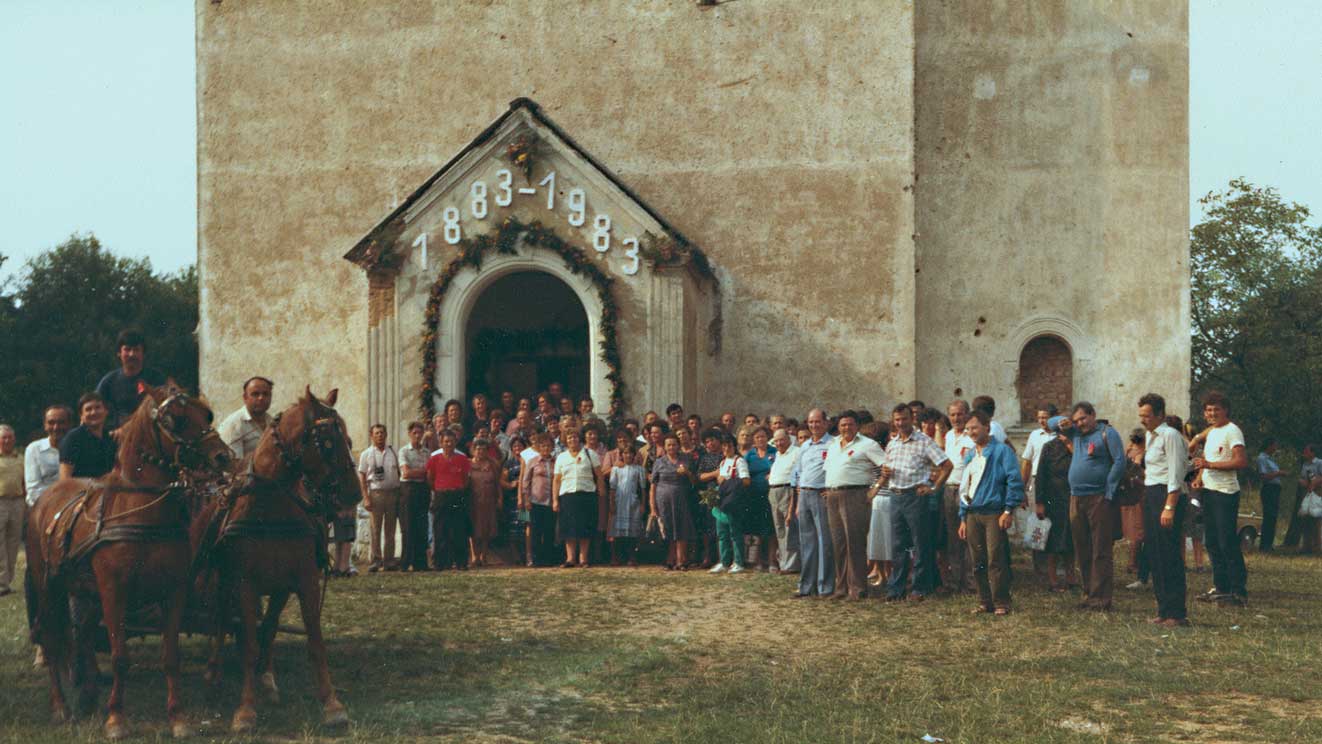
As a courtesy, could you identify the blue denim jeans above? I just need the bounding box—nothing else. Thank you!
[886,488,937,598]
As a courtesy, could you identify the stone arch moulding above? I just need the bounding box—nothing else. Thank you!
[434,244,609,416]
[1001,315,1093,408]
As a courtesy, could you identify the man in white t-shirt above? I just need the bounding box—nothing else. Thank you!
[943,399,975,592]
[1190,392,1248,605]
[766,428,801,573]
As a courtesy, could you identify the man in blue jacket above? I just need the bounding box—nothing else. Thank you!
[957,411,1024,615]
[1067,401,1127,611]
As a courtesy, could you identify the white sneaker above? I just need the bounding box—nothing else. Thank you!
[729,564,746,574]
[709,563,728,574]
[1125,580,1146,590]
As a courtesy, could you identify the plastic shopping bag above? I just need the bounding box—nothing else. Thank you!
[1023,513,1052,551]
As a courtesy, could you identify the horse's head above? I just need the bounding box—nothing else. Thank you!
[124,383,234,479]
[264,387,361,512]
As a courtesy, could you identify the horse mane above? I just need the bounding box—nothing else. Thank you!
[115,388,168,476]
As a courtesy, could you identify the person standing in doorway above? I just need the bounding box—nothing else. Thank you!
[1067,401,1126,611]
[1255,437,1284,553]
[1190,391,1249,606]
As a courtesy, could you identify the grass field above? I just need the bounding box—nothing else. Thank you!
[1,542,1319,743]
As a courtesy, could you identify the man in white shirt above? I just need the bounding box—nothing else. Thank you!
[766,428,801,573]
[823,410,886,600]
[24,405,72,507]
[358,424,402,572]
[1138,393,1190,626]
[943,399,975,592]
[1292,444,1322,553]
[218,376,274,460]
[1019,406,1056,577]
[1191,391,1248,605]
[0,425,24,596]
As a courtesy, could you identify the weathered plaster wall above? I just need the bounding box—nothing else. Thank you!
[913,1,1190,427]
[197,0,916,437]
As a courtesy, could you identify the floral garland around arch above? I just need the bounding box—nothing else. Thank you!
[419,217,626,422]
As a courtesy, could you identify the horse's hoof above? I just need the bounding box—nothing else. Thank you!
[171,719,194,738]
[231,708,256,734]
[322,703,349,729]
[104,716,130,740]
[259,672,279,704]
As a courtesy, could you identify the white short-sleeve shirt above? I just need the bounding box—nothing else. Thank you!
[1202,423,1245,494]
[554,449,600,494]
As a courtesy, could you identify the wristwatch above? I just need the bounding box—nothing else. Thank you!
[1163,505,1175,511]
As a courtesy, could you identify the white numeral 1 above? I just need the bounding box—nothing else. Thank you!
[621,237,640,275]
[592,214,611,252]
[494,169,513,206]
[567,188,586,227]
[443,207,462,244]
[412,231,428,267]
[539,171,556,210]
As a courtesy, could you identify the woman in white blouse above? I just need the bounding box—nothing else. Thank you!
[711,434,752,574]
[552,428,603,568]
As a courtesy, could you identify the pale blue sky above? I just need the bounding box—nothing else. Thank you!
[2,1,1319,280]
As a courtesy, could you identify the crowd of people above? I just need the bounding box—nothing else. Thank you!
[3,329,1321,630]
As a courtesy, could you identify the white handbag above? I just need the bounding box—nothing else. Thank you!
[1300,492,1322,519]
[1023,513,1052,551]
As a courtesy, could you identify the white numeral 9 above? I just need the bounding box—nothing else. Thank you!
[494,169,513,207]
[470,181,488,219]
[621,237,640,275]
[443,207,462,244]
[592,215,611,253]
[567,188,586,227]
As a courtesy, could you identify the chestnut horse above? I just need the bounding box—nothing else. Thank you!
[190,388,360,732]
[25,385,232,739]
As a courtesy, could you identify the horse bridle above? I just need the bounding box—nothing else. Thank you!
[140,393,225,480]
[266,409,351,513]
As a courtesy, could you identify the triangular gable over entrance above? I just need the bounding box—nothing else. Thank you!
[344,98,719,435]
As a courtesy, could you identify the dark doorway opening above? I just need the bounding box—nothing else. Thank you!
[465,271,589,399]
[1016,335,1073,423]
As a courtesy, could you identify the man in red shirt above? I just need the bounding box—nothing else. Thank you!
[426,430,472,570]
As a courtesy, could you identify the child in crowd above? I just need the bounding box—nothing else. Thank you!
[608,445,646,565]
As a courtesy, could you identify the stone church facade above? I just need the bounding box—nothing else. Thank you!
[196,1,1190,439]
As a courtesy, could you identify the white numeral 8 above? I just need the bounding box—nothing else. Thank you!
[592,215,612,253]
[443,207,462,244]
[567,188,586,227]
[621,237,640,275]
[470,181,488,219]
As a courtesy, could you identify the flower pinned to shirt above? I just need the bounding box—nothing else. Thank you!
[821,452,828,461]
[1087,442,1096,456]
[136,380,148,395]
[847,450,854,457]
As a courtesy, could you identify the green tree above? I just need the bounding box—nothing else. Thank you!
[0,234,198,441]
[1191,179,1322,447]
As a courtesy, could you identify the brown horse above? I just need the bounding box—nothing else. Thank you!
[25,385,232,739]
[190,387,360,733]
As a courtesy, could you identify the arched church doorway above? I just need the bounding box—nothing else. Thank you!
[1017,335,1072,423]
[464,271,590,400]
